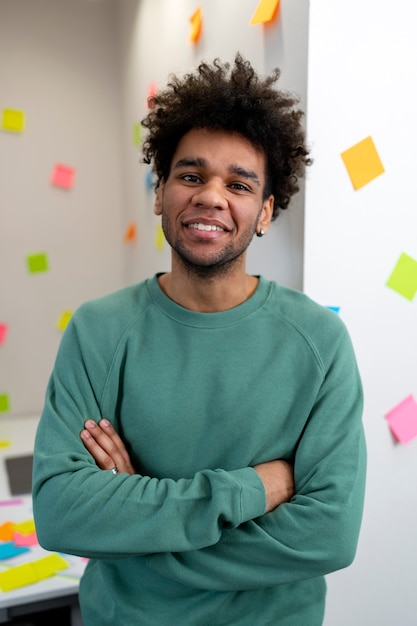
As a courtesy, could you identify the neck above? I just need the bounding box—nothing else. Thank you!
[158,256,258,312]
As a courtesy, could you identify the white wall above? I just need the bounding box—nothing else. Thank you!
[0,0,125,417]
[305,1,417,624]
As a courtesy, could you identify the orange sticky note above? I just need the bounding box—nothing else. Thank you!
[250,0,280,25]
[340,136,385,190]
[2,108,25,132]
[0,522,14,541]
[124,222,137,242]
[189,7,202,43]
[51,163,76,189]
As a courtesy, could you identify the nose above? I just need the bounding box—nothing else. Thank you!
[191,178,228,210]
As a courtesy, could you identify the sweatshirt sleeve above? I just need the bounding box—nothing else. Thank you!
[145,329,367,589]
[32,312,266,559]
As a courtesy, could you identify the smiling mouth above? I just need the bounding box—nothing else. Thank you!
[186,223,226,232]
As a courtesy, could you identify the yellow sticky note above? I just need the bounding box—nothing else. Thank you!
[0,554,68,592]
[0,563,38,591]
[27,252,49,274]
[13,519,36,535]
[0,394,10,413]
[0,440,11,448]
[32,553,69,579]
[2,108,25,132]
[340,136,385,190]
[189,7,202,43]
[155,224,165,251]
[57,311,73,332]
[250,0,280,25]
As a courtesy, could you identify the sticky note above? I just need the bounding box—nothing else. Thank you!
[189,7,202,43]
[155,224,165,251]
[13,519,36,535]
[2,109,25,132]
[57,310,73,332]
[124,222,137,242]
[0,542,30,560]
[145,167,154,193]
[385,252,417,301]
[0,554,68,591]
[12,530,38,547]
[0,440,11,448]
[250,0,280,24]
[0,394,10,413]
[147,83,158,109]
[27,252,49,274]
[133,122,141,146]
[0,322,8,345]
[385,395,417,445]
[0,522,14,541]
[51,163,75,189]
[340,136,385,190]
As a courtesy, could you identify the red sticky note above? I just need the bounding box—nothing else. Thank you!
[0,323,8,345]
[51,164,76,189]
[385,395,417,445]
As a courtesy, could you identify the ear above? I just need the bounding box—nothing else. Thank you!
[154,183,164,215]
[257,195,274,235]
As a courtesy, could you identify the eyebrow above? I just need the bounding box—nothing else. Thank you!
[173,158,261,187]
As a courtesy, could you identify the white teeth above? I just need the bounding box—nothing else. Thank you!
[188,223,224,231]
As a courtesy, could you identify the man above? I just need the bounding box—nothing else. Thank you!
[32,54,366,625]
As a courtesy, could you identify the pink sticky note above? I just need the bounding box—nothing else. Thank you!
[13,530,38,547]
[385,395,417,445]
[0,323,8,345]
[51,164,75,189]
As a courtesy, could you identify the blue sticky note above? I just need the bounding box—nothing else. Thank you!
[0,542,30,560]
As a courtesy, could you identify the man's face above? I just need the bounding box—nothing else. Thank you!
[155,128,274,277]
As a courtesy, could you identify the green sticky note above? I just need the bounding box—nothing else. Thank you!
[27,252,49,274]
[133,122,141,146]
[386,252,417,301]
[0,394,10,413]
[2,108,25,132]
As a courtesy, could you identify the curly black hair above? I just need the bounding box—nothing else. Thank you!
[141,53,311,220]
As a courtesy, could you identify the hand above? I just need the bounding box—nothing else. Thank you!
[80,419,136,475]
[253,459,294,513]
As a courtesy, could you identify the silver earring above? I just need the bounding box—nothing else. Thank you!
[257,229,265,238]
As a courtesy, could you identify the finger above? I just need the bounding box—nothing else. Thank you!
[98,420,134,468]
[80,428,116,471]
[82,420,136,475]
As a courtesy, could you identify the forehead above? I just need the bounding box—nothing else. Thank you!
[170,128,266,177]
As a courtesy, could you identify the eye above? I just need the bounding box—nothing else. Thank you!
[181,174,201,183]
[229,182,251,192]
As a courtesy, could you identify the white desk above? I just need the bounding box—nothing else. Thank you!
[0,416,85,624]
[0,496,86,625]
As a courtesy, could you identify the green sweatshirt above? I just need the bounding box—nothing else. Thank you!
[32,275,366,626]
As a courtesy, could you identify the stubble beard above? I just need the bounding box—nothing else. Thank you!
[161,214,260,281]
